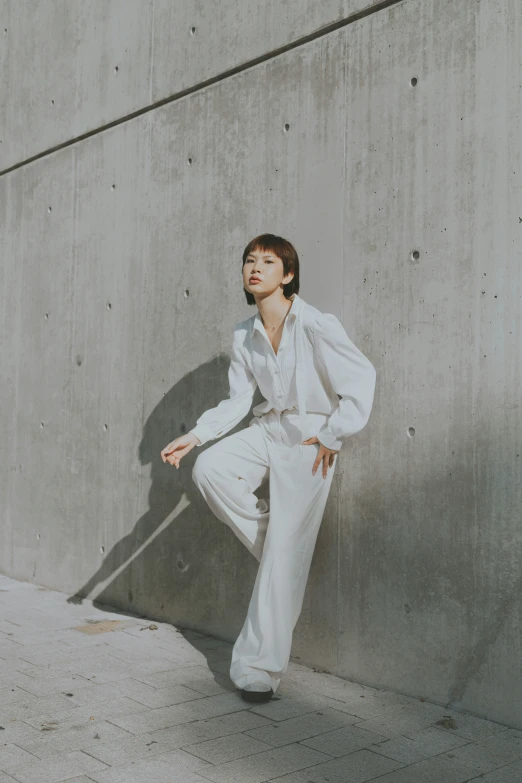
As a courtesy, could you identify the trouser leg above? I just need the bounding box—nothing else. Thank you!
[230,439,337,693]
[191,424,271,563]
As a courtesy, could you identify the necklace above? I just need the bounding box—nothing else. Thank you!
[261,301,293,331]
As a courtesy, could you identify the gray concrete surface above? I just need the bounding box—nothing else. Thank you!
[0,0,398,172]
[1,0,521,730]
[2,573,522,783]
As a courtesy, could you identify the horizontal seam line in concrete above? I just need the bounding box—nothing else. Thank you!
[1,0,405,178]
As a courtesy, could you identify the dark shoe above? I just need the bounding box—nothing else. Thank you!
[240,681,274,703]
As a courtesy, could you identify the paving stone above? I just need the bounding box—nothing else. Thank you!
[110,691,249,734]
[62,678,205,710]
[59,631,129,650]
[68,619,141,637]
[469,759,522,782]
[283,669,417,718]
[59,638,131,656]
[133,664,218,689]
[0,574,519,783]
[0,659,41,681]
[187,742,332,783]
[147,709,273,748]
[0,693,82,722]
[16,719,131,760]
[153,640,219,658]
[9,628,102,646]
[88,769,208,783]
[0,742,40,774]
[43,654,140,683]
[85,748,213,782]
[112,643,211,669]
[262,747,402,783]
[208,657,233,677]
[102,630,185,651]
[14,642,89,667]
[10,749,109,783]
[121,624,186,643]
[483,728,522,753]
[181,731,273,764]
[202,648,234,665]
[79,731,185,766]
[128,656,205,676]
[6,673,96,699]
[301,723,390,756]
[21,646,110,671]
[133,666,240,696]
[0,771,20,782]
[0,718,45,744]
[265,681,362,716]
[4,633,68,650]
[100,642,187,666]
[54,778,100,782]
[125,626,208,650]
[81,716,271,768]
[245,706,361,747]
[369,725,471,764]
[336,753,478,782]
[163,634,232,655]
[283,667,371,698]
[0,684,39,706]
[0,639,26,659]
[22,695,149,731]
[108,701,207,735]
[437,730,522,774]
[10,617,71,633]
[353,701,452,738]
[234,750,396,783]
[316,691,420,721]
[178,673,236,696]
[0,620,20,635]
[247,696,336,723]
[424,711,514,741]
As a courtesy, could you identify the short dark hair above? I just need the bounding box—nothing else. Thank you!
[242,233,300,305]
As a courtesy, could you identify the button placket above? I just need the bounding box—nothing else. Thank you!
[269,349,280,401]
[261,310,295,409]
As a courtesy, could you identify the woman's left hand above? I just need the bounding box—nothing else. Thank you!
[301,436,339,478]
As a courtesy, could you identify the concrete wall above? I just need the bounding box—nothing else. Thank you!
[0,0,394,171]
[1,0,521,729]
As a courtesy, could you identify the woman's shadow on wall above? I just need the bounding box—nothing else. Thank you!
[66,352,269,684]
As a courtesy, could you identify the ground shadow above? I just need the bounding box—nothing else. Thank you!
[65,352,269,687]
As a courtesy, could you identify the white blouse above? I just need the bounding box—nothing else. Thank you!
[189,293,376,452]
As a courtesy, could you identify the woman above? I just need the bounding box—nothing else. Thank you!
[161,233,376,703]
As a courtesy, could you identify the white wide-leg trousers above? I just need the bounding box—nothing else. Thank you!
[191,410,337,694]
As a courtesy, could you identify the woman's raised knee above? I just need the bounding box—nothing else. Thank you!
[192,450,215,484]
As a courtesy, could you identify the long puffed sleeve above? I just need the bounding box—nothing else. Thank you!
[189,323,257,447]
[312,312,376,451]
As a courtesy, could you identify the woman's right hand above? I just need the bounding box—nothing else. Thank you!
[161,432,201,469]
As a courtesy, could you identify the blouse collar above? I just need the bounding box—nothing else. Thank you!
[252,293,303,336]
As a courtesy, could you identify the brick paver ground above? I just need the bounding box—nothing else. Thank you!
[1,573,521,783]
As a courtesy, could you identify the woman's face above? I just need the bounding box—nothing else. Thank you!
[243,249,294,297]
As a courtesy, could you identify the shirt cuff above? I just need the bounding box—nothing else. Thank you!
[316,428,343,451]
[189,424,215,447]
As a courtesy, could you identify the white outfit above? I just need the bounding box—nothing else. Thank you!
[190,293,376,693]
[190,293,376,452]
